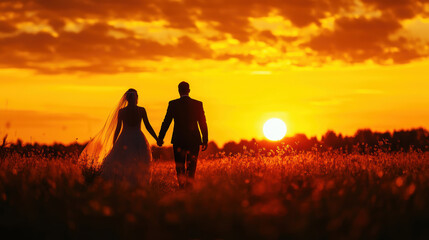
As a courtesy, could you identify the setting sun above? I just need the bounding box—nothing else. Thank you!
[2,1,429,239]
[263,118,287,141]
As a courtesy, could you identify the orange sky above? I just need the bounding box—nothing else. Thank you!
[0,0,429,145]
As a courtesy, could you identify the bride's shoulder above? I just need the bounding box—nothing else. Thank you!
[138,106,146,113]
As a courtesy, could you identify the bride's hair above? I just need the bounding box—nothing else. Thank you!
[79,88,138,167]
[126,88,138,105]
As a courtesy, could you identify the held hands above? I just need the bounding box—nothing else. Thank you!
[157,138,164,147]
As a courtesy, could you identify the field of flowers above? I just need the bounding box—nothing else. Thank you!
[1,149,429,239]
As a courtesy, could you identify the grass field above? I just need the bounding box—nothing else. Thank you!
[1,149,429,239]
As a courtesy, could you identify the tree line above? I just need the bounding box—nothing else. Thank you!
[1,128,428,160]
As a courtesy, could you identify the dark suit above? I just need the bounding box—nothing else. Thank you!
[158,96,208,188]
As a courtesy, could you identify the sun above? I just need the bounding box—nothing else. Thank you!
[263,118,287,141]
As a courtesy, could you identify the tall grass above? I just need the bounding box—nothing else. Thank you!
[1,149,429,239]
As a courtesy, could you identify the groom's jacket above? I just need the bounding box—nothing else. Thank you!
[159,96,208,147]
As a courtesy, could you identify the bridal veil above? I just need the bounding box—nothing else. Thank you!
[78,91,129,167]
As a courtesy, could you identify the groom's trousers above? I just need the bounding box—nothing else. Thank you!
[173,145,199,188]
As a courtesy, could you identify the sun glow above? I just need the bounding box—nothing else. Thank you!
[263,118,287,141]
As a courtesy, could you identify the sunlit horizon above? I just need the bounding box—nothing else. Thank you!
[0,0,428,145]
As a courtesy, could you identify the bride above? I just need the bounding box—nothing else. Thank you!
[79,88,158,184]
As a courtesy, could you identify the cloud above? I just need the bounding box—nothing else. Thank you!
[0,22,214,73]
[257,30,278,44]
[361,0,428,19]
[304,16,425,63]
[0,20,16,33]
[0,0,428,73]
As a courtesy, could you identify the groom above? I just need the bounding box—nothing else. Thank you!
[157,81,208,189]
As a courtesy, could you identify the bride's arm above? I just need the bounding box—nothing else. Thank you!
[113,111,123,144]
[141,107,158,141]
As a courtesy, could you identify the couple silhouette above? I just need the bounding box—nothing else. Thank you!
[80,82,208,188]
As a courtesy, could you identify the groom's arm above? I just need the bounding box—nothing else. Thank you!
[158,102,173,143]
[198,102,208,146]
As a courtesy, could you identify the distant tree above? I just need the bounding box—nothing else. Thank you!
[392,128,429,151]
[3,128,429,158]
[200,141,220,159]
[289,134,312,151]
[0,134,7,160]
[354,129,376,145]
[322,130,341,150]
[223,141,240,155]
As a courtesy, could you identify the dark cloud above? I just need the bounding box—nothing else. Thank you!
[0,23,213,73]
[0,21,16,33]
[274,0,353,27]
[2,1,427,34]
[304,17,424,63]
[183,0,354,41]
[37,64,150,75]
[0,0,354,40]
[389,47,421,64]
[361,0,429,19]
[0,0,427,73]
[157,1,196,29]
[48,18,66,32]
[257,30,278,44]
[33,0,157,20]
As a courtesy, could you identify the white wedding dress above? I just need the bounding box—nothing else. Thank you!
[79,90,152,184]
[101,107,152,184]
